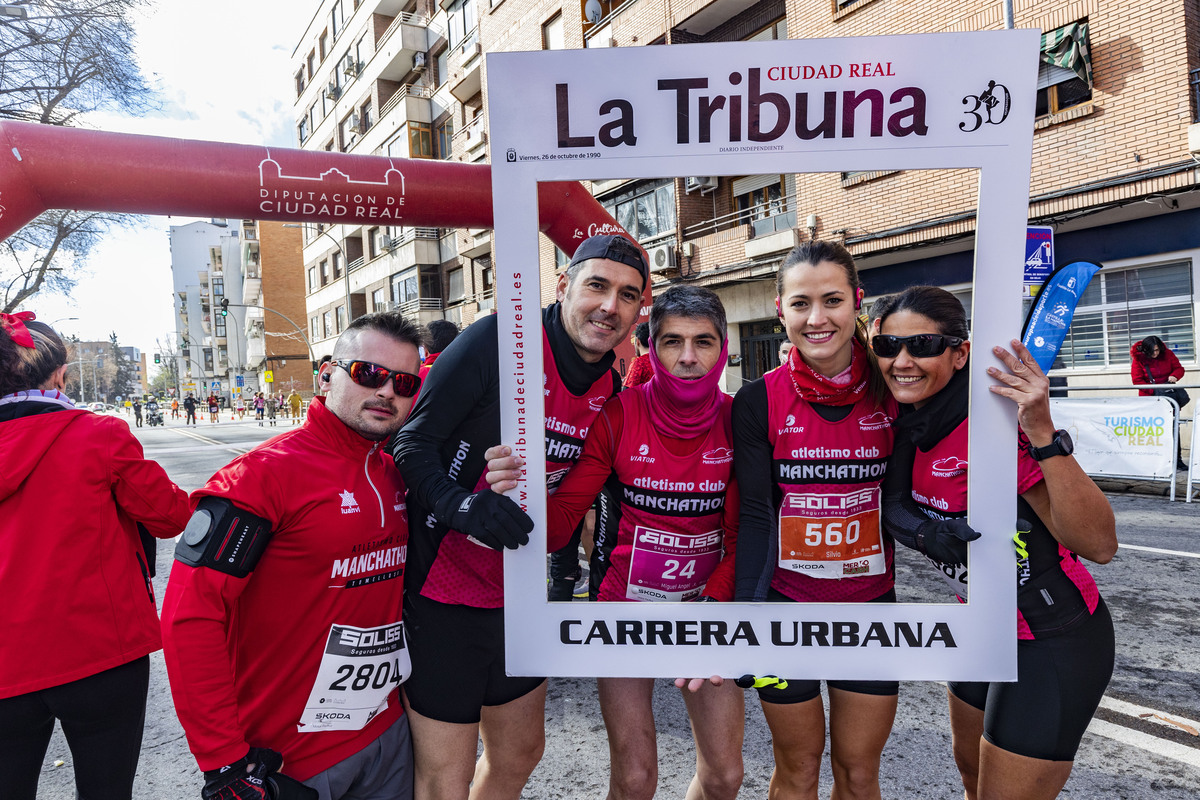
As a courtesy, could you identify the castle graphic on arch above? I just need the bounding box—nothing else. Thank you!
[258,149,406,195]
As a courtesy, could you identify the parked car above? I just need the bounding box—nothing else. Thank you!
[87,402,106,413]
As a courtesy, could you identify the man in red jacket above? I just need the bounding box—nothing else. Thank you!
[162,310,423,800]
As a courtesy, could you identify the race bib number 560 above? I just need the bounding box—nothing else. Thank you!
[778,488,886,579]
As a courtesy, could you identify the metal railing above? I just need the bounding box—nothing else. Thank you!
[380,82,434,118]
[398,297,444,314]
[348,256,365,271]
[685,191,800,239]
[376,9,428,53]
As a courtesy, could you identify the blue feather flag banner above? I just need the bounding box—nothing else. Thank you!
[1020,261,1102,372]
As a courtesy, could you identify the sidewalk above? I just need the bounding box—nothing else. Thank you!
[1094,469,1199,502]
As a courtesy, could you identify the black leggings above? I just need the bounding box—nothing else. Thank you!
[0,656,150,800]
[949,596,1114,761]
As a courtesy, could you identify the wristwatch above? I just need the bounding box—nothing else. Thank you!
[1029,429,1074,461]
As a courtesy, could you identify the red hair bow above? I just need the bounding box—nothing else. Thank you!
[0,311,36,348]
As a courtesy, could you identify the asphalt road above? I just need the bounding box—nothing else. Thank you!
[34,412,1200,798]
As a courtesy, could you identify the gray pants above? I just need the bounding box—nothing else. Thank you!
[302,715,413,800]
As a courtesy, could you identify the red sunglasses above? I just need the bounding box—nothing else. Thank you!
[335,360,422,397]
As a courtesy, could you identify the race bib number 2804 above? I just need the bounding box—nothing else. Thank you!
[778,488,886,579]
[299,622,410,733]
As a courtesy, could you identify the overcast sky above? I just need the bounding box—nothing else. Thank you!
[30,1,305,360]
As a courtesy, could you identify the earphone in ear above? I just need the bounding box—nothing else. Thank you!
[321,373,331,383]
[855,287,865,310]
[775,297,783,318]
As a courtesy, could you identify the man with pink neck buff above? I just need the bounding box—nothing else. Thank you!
[485,285,742,800]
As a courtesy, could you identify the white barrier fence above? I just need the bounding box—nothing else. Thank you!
[1047,390,1196,501]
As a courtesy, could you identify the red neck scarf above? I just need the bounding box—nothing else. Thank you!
[786,338,870,406]
[643,338,729,439]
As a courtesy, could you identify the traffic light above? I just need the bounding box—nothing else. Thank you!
[154,353,161,364]
[220,298,229,317]
[312,359,319,375]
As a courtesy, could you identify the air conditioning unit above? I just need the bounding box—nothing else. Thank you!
[685,176,719,194]
[466,41,482,58]
[327,80,340,99]
[381,235,396,251]
[349,112,360,130]
[342,56,359,78]
[412,52,427,72]
[646,243,675,274]
[1189,123,1200,157]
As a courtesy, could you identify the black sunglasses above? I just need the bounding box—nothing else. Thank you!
[871,334,965,359]
[336,360,422,397]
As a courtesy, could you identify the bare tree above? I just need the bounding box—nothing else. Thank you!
[0,0,156,312]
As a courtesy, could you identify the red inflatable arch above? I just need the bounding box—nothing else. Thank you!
[0,120,621,257]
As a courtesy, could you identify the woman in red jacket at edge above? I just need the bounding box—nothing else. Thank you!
[1131,335,1188,469]
[0,312,191,800]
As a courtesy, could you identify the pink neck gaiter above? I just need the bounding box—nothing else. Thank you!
[642,338,729,439]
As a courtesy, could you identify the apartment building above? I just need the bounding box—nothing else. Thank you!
[293,0,1200,391]
[240,220,316,397]
[170,219,254,402]
[291,0,464,359]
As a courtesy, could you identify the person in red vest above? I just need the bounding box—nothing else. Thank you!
[0,312,190,800]
[419,320,459,381]
[622,321,652,387]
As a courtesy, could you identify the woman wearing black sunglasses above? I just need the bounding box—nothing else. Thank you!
[873,286,1116,799]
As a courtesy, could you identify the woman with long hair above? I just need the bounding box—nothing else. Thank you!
[0,312,191,799]
[733,240,898,799]
[873,286,1116,799]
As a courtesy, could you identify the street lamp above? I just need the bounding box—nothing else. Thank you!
[283,223,354,343]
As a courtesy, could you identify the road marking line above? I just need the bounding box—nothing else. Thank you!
[1117,543,1200,559]
[1086,719,1200,768]
[1100,696,1200,735]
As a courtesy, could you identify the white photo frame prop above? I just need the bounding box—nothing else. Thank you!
[488,31,1039,681]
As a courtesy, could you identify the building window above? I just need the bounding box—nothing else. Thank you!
[330,0,344,40]
[555,246,570,270]
[409,122,433,158]
[1036,21,1092,117]
[336,305,347,333]
[447,268,465,303]
[356,32,369,70]
[435,118,454,159]
[332,251,342,279]
[295,70,305,97]
[319,31,328,60]
[372,287,387,311]
[542,12,564,50]
[447,0,477,51]
[1059,261,1194,369]
[323,311,333,338]
[435,48,449,89]
[734,176,795,237]
[392,270,419,306]
[601,179,677,244]
[320,259,329,285]
[368,226,381,259]
[359,100,372,132]
[299,116,310,144]
[746,18,786,41]
[215,315,226,337]
[204,348,214,371]
[311,316,320,339]
[307,50,316,79]
[308,266,317,290]
[218,346,228,368]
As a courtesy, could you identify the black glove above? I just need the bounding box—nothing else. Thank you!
[449,491,533,551]
[914,518,981,566]
[202,747,284,800]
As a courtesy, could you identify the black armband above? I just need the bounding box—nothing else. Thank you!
[174,496,274,578]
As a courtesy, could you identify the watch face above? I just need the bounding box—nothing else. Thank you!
[1057,429,1074,456]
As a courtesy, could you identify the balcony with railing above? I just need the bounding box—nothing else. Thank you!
[685,193,800,263]
[376,11,431,83]
[449,28,482,103]
[454,114,487,157]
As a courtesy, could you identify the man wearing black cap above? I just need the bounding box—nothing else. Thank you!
[391,233,647,800]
